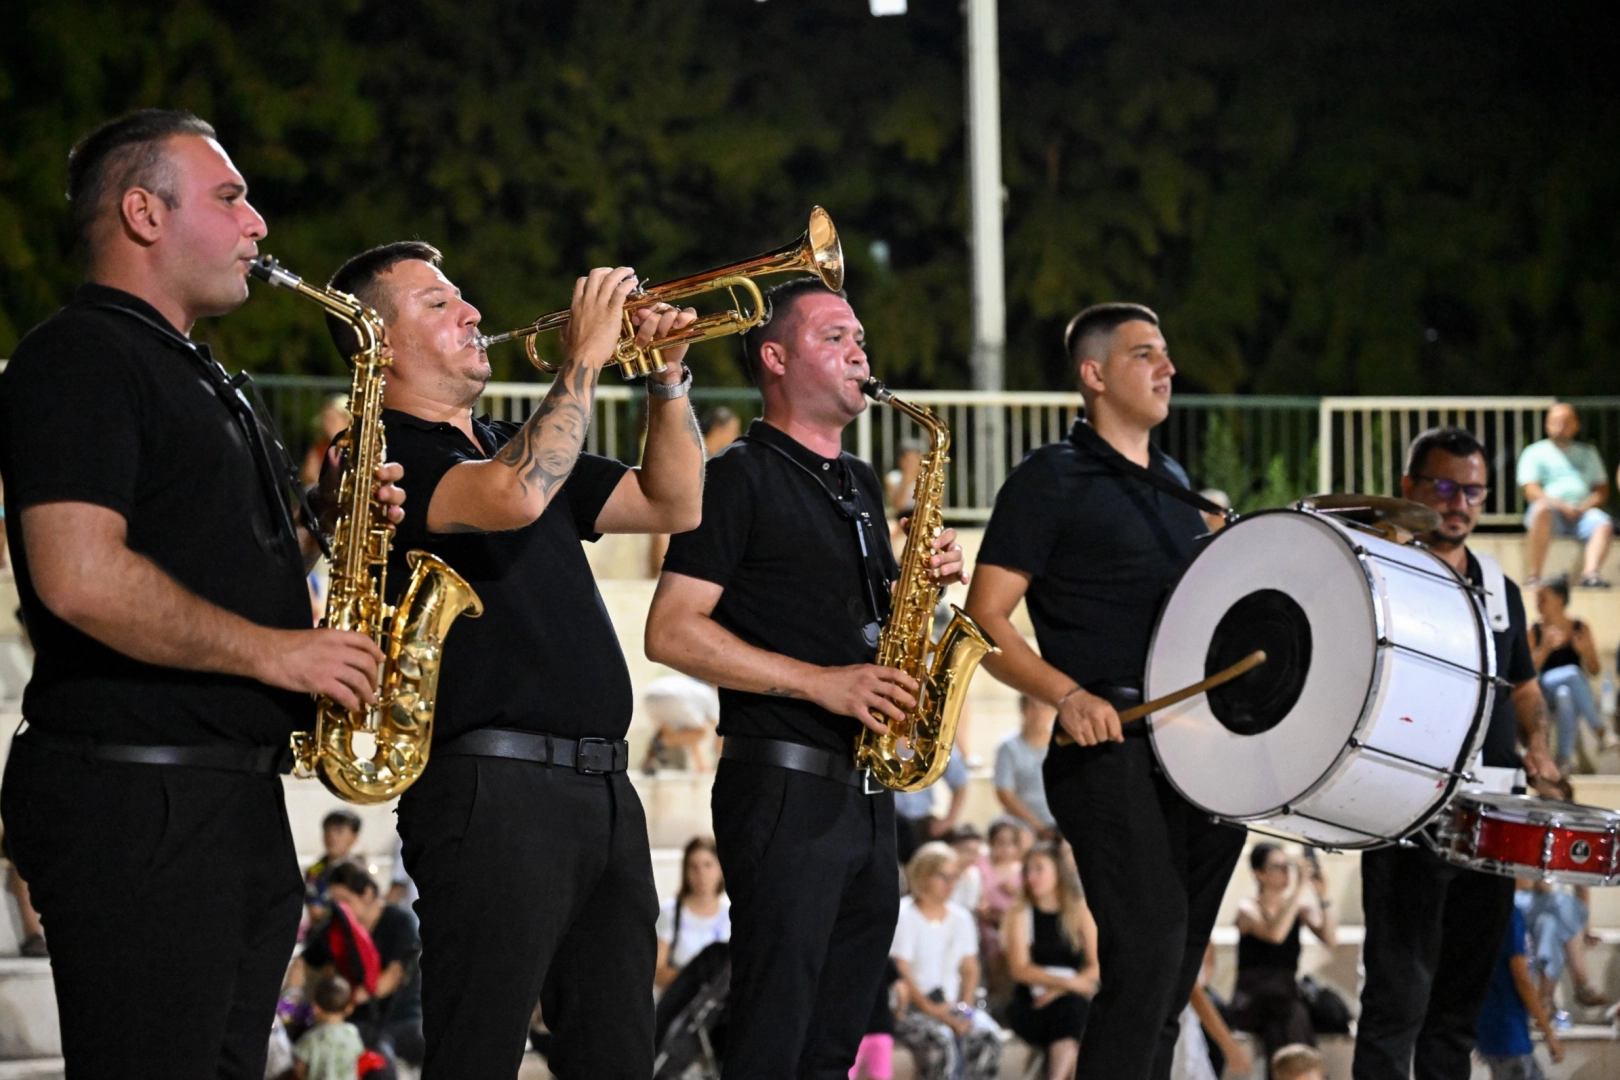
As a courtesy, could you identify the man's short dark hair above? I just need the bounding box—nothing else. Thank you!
[1063,302,1160,367]
[325,859,378,898]
[699,405,737,436]
[66,109,217,255]
[322,809,362,834]
[740,276,849,386]
[310,973,352,1014]
[329,240,445,321]
[1405,426,1486,478]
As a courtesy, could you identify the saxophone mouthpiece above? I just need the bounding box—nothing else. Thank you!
[862,377,891,403]
[249,254,303,291]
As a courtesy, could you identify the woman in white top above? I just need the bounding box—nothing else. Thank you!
[654,836,730,989]
[890,842,1002,1080]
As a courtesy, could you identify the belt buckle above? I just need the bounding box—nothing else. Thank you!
[575,737,614,775]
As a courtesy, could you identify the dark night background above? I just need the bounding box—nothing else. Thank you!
[3,0,1619,395]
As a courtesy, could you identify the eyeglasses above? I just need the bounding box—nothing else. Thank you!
[1414,476,1490,506]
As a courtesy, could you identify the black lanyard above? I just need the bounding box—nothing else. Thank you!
[89,303,315,559]
[743,435,892,648]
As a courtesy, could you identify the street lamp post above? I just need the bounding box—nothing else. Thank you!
[965,0,1006,494]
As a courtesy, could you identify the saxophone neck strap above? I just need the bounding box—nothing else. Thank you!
[87,302,312,558]
[742,433,891,646]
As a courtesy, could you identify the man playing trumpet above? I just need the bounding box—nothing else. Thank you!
[327,241,705,1079]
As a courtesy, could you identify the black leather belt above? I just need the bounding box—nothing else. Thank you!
[721,735,872,790]
[435,728,630,774]
[18,726,292,774]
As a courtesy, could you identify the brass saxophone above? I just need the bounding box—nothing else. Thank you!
[855,379,999,793]
[251,256,484,804]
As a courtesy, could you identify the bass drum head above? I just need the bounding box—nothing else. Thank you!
[1148,512,1378,818]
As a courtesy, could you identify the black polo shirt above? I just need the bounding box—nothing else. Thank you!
[977,420,1206,692]
[1468,551,1536,770]
[0,284,312,745]
[381,409,633,742]
[661,419,899,754]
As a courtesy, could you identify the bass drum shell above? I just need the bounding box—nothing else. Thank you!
[1147,510,1495,849]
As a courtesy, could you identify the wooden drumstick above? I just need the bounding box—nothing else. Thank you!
[1053,650,1269,746]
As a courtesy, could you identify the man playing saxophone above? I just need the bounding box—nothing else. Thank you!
[0,110,403,1079]
[645,277,966,1079]
[325,240,705,1080]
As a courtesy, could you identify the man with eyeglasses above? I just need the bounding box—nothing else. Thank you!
[1353,426,1559,1080]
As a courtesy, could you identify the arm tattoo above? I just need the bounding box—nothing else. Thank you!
[764,687,802,699]
[490,359,597,502]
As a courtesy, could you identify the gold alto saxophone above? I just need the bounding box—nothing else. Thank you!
[855,379,1000,792]
[251,256,484,804]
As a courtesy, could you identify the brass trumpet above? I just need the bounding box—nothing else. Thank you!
[477,206,843,378]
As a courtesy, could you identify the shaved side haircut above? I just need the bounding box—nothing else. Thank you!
[740,276,849,386]
[66,109,217,257]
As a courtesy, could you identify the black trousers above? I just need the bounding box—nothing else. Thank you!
[0,735,303,1080]
[396,755,658,1080]
[1044,736,1246,1080]
[711,759,900,1080]
[1353,842,1517,1080]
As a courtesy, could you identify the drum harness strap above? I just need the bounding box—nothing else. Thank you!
[1472,551,1512,632]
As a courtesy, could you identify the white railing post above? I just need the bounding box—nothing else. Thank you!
[857,404,873,465]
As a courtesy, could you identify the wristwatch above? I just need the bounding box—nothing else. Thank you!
[646,363,693,400]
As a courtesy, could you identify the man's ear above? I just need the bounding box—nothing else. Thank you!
[1078,357,1106,397]
[119,187,165,246]
[758,339,789,379]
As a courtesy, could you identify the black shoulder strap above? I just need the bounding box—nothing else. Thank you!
[1072,429,1230,520]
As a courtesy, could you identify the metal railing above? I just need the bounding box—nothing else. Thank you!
[1317,397,1559,526]
[255,374,1620,527]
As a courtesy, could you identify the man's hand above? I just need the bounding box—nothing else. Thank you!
[1547,1034,1565,1063]
[558,266,640,371]
[1226,1042,1254,1076]
[1560,501,1582,522]
[898,519,968,586]
[1524,739,1561,789]
[804,663,919,733]
[628,302,699,377]
[253,628,386,713]
[1057,687,1123,746]
[315,450,406,533]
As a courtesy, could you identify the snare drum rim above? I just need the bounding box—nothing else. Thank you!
[1145,509,1495,845]
[1437,793,1620,885]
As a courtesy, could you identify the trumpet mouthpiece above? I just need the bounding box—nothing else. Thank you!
[474,331,510,350]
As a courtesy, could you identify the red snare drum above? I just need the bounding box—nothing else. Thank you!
[1431,793,1620,885]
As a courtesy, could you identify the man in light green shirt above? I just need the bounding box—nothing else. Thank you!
[1518,403,1613,587]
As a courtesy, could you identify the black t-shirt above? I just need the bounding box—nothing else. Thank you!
[977,420,1206,692]
[0,284,311,745]
[1469,551,1536,770]
[369,904,422,1022]
[1531,621,1584,674]
[661,420,900,754]
[381,410,633,741]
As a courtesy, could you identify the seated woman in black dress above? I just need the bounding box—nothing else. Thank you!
[1230,843,1337,1077]
[1001,842,1099,1080]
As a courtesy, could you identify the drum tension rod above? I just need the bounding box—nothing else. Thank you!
[1347,738,1464,781]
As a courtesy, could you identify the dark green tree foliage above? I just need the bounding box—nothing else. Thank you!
[3,0,1618,392]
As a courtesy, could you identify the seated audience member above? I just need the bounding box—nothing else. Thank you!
[979,819,1034,986]
[1269,1044,1327,1080]
[322,861,423,1074]
[304,809,362,903]
[298,395,351,488]
[288,861,381,1010]
[891,843,1002,1080]
[295,973,366,1080]
[1517,875,1610,1014]
[947,826,989,916]
[884,438,928,542]
[1002,842,1099,1080]
[1476,901,1564,1080]
[1172,943,1251,1080]
[851,958,906,1080]
[385,835,417,917]
[655,836,731,990]
[1230,845,1336,1076]
[1519,403,1614,587]
[894,746,970,865]
[994,695,1059,839]
[640,672,721,774]
[1531,576,1615,767]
